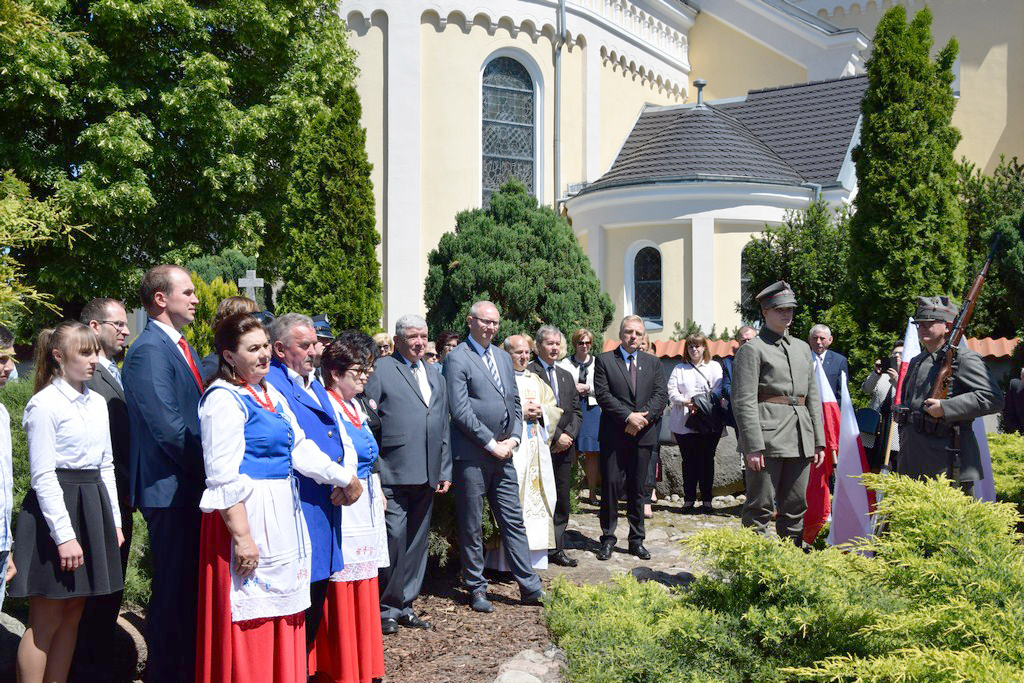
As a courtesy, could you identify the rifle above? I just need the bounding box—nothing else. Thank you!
[928,234,1001,400]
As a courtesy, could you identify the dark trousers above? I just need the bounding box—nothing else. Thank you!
[141,505,201,683]
[676,432,721,504]
[454,457,541,595]
[379,484,435,620]
[69,501,134,682]
[741,456,811,540]
[599,441,653,545]
[307,578,329,651]
[551,451,574,553]
[644,441,661,504]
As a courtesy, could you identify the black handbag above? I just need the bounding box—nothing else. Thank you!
[684,364,724,434]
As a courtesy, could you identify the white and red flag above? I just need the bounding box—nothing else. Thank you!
[827,372,876,552]
[803,358,840,544]
[893,318,996,502]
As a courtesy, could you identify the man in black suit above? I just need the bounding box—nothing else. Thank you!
[70,298,132,681]
[364,314,451,634]
[528,324,581,567]
[122,265,204,683]
[808,324,849,400]
[593,316,668,561]
[1001,368,1024,434]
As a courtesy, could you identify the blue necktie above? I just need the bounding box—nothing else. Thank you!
[108,362,123,390]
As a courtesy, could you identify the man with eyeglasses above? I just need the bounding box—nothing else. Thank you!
[71,298,132,681]
[893,296,1002,492]
[445,301,544,613]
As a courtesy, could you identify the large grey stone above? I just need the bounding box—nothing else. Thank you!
[494,671,543,683]
[655,429,744,500]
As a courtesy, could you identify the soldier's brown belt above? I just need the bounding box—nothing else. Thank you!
[758,394,806,406]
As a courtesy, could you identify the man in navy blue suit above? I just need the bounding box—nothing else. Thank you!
[122,265,203,683]
[264,313,362,652]
[808,324,849,400]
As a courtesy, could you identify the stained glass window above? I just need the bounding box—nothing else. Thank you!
[634,247,662,322]
[482,57,535,205]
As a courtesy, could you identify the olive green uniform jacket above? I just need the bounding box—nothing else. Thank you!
[732,328,825,458]
[897,347,1002,482]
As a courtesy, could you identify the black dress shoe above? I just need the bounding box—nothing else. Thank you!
[521,587,547,605]
[469,589,493,613]
[381,617,398,635]
[548,550,578,567]
[596,539,615,561]
[628,543,651,560]
[398,613,432,630]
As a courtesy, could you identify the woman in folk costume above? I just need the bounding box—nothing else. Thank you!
[485,335,561,570]
[309,331,388,683]
[195,314,360,683]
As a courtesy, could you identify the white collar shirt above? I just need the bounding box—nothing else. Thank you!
[0,403,11,552]
[23,378,120,545]
[285,365,321,404]
[150,318,190,363]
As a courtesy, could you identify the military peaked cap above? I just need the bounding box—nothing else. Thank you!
[913,296,958,323]
[312,314,335,341]
[756,280,797,309]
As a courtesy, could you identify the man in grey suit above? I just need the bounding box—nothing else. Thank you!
[71,298,132,681]
[445,301,544,613]
[363,314,451,635]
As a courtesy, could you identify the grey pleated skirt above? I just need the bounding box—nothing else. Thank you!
[9,469,124,599]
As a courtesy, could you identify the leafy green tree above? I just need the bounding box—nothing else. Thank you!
[183,273,239,358]
[956,157,1024,338]
[269,87,381,330]
[0,0,359,312]
[836,5,964,370]
[0,171,82,328]
[738,200,850,342]
[185,248,257,288]
[424,180,613,343]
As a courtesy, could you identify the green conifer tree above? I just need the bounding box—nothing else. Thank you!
[837,5,964,369]
[270,87,382,330]
[423,180,613,343]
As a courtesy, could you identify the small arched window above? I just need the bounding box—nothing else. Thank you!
[633,246,662,323]
[482,56,535,205]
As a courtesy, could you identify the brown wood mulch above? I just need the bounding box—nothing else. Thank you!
[380,566,552,683]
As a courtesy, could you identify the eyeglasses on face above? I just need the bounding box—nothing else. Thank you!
[347,366,372,378]
[471,316,500,328]
[425,352,438,358]
[100,320,129,331]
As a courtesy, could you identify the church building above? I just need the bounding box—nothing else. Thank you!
[340,0,1023,339]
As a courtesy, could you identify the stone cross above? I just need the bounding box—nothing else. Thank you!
[238,269,264,300]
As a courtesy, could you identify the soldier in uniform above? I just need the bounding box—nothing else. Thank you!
[894,296,1002,490]
[732,281,825,542]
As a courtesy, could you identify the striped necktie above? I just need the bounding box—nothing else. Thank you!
[482,348,503,391]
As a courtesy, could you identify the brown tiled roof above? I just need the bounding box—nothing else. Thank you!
[603,337,1019,360]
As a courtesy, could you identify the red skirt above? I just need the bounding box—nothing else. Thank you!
[308,577,386,683]
[196,511,307,683]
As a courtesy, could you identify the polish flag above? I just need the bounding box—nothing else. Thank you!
[827,371,876,552]
[803,358,840,544]
[893,319,996,502]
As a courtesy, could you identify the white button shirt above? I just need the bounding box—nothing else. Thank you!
[0,403,12,552]
[23,379,121,545]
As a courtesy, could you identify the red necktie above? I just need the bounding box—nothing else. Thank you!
[177,337,203,390]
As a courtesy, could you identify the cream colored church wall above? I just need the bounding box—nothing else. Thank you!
[600,224,687,343]
[713,222,765,331]
[687,14,807,100]
[598,61,684,176]
[345,16,386,264]
[821,0,1023,173]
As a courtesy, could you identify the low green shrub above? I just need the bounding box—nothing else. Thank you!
[988,431,1024,513]
[547,474,1024,683]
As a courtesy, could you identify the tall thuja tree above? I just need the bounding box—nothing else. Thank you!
[839,5,964,370]
[0,0,358,323]
[424,180,614,343]
[271,87,381,330]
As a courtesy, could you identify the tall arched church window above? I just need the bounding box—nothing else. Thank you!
[482,57,535,205]
[634,246,662,323]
